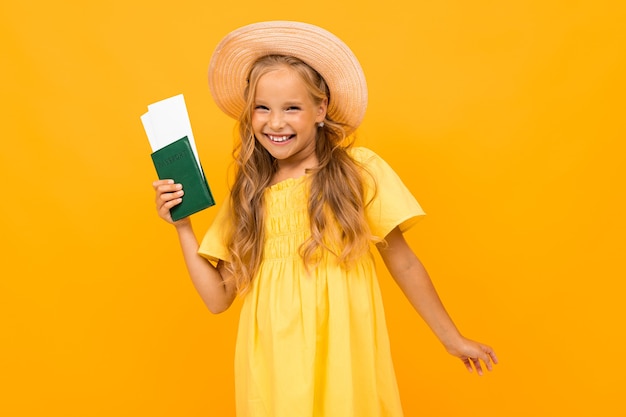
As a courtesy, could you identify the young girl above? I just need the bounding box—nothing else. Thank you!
[153,21,497,417]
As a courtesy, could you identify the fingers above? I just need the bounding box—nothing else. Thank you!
[153,179,184,223]
[472,357,485,376]
[487,348,499,366]
[461,356,483,375]
[154,180,184,207]
[478,344,498,370]
[461,357,474,373]
[461,356,486,376]
[460,343,498,376]
[153,179,180,194]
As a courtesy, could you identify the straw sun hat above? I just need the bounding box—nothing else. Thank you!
[208,21,368,134]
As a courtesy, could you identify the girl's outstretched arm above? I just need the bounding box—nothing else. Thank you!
[377,226,498,375]
[153,179,236,314]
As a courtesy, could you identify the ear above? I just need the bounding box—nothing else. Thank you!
[316,98,328,123]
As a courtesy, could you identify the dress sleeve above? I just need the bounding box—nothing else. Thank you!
[197,197,232,263]
[353,147,426,239]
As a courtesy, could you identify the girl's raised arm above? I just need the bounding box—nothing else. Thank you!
[377,226,498,375]
[153,179,236,314]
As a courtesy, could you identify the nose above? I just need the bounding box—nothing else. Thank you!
[268,111,284,131]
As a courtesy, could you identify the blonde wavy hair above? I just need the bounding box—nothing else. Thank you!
[226,55,374,293]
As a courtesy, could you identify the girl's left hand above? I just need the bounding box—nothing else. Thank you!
[446,337,499,376]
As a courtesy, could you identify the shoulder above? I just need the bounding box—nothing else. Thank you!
[347,146,385,166]
[348,147,395,174]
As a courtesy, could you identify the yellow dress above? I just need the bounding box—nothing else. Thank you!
[199,148,425,417]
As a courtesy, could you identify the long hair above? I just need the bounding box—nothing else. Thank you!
[226,55,373,293]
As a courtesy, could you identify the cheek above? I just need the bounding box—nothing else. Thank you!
[291,114,315,128]
[250,114,264,130]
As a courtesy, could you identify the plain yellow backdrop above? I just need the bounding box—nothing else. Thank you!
[2,1,625,416]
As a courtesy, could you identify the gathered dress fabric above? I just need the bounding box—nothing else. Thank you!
[198,147,425,417]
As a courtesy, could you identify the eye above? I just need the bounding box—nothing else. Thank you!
[285,106,301,112]
[254,105,269,111]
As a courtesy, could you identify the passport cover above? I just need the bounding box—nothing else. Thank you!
[151,136,215,221]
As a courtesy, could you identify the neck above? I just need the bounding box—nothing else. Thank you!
[272,152,318,185]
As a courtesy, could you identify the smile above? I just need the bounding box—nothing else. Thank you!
[267,134,294,143]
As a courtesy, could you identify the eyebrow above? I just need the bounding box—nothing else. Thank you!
[254,99,305,107]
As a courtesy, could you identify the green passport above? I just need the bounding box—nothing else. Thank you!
[150,136,215,221]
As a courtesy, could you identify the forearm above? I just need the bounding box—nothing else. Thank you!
[379,228,498,374]
[175,221,236,314]
[392,260,463,350]
[393,255,499,374]
[378,227,463,350]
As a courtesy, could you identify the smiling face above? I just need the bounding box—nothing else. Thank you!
[251,65,327,174]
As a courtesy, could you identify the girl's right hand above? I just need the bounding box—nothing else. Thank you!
[153,179,188,225]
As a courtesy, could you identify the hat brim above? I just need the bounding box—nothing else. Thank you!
[208,21,368,134]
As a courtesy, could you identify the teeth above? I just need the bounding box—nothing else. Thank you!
[269,135,291,142]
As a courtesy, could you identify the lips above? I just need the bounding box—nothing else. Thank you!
[266,134,295,143]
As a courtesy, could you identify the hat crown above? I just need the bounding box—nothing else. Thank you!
[208,21,368,134]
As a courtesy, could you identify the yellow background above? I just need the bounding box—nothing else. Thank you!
[2,1,625,416]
